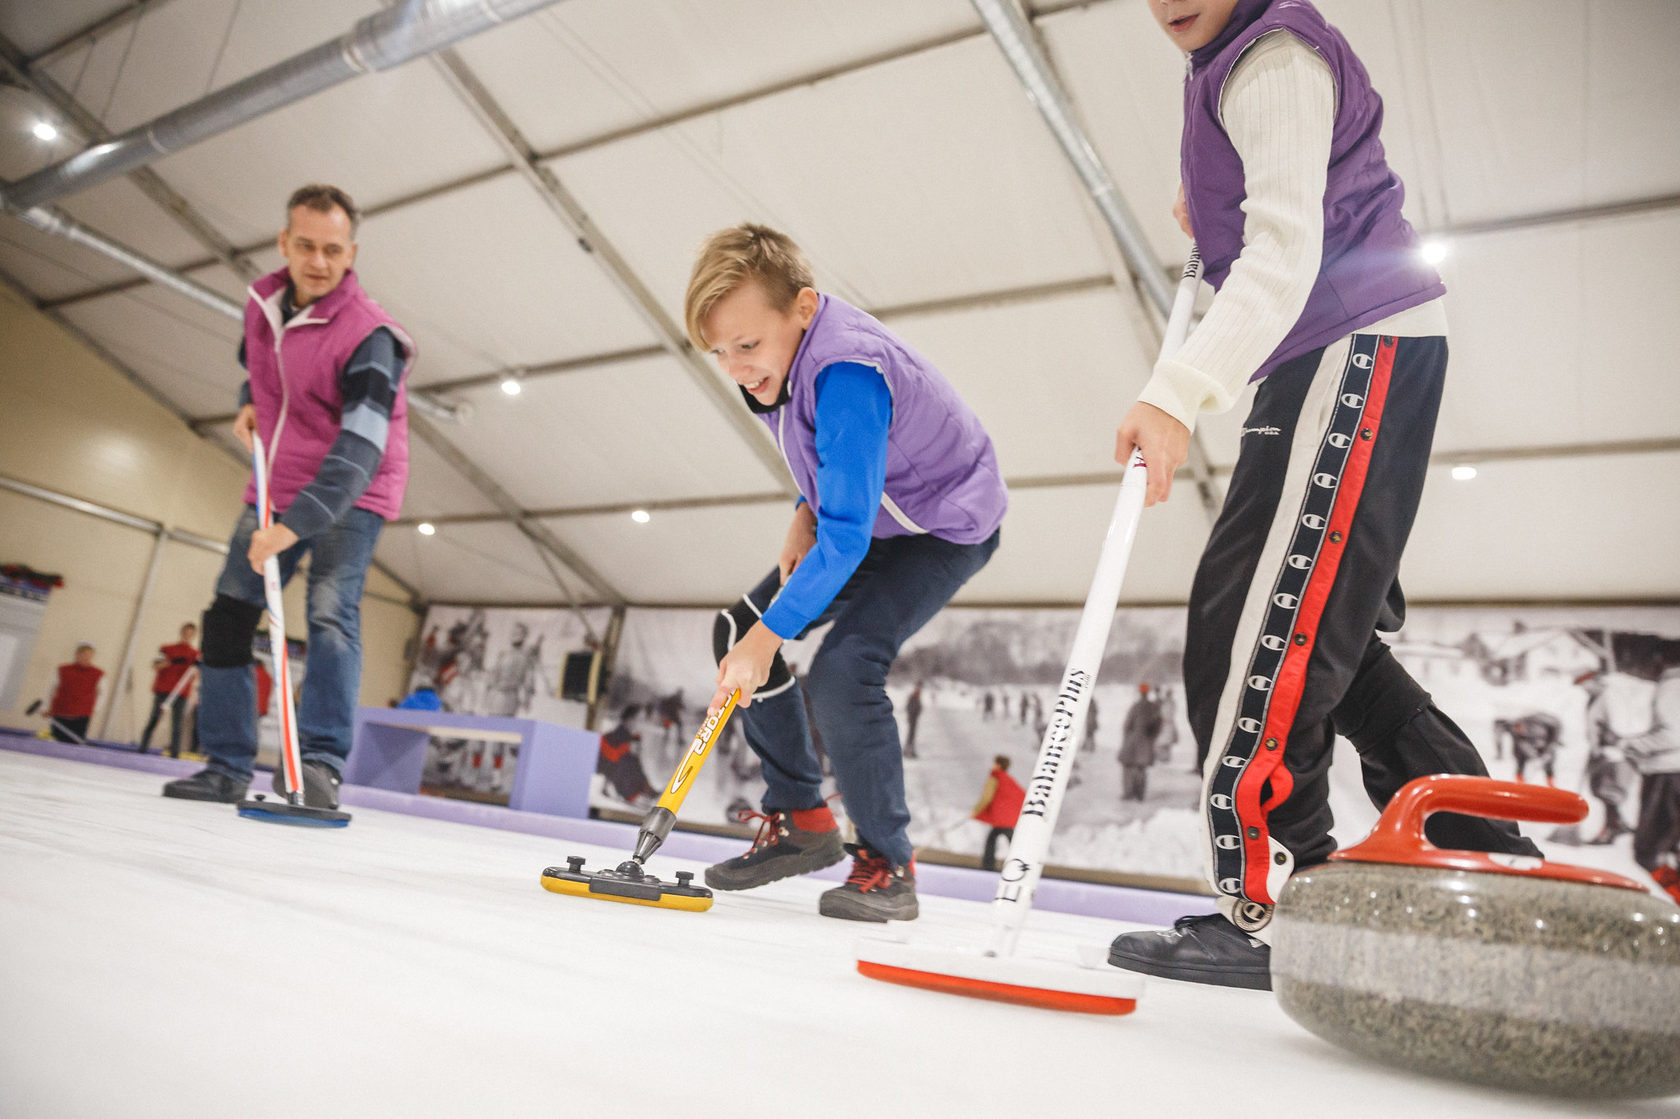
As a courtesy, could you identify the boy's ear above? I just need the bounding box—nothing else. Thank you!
[795,286,820,326]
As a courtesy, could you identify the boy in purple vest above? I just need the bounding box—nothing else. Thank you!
[164,184,412,809]
[1106,0,1538,989]
[689,224,1007,922]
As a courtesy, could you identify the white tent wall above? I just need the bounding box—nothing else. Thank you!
[0,0,1674,612]
[0,284,420,737]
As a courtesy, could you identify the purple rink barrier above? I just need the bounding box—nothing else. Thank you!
[346,706,599,819]
[0,728,1213,926]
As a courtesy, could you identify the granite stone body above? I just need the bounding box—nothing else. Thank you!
[1272,862,1680,1099]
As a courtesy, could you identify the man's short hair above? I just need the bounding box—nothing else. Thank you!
[286,184,359,236]
[684,223,814,350]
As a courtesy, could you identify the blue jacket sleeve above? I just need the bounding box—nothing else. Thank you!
[760,362,891,639]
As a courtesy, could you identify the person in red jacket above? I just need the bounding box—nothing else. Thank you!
[971,755,1026,871]
[48,643,103,743]
[139,623,199,756]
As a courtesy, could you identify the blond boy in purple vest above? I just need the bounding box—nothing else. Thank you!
[164,185,412,809]
[1107,0,1537,989]
[691,224,1007,922]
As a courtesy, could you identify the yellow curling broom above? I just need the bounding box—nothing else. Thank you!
[541,690,739,911]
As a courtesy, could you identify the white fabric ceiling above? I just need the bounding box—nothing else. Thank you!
[0,0,1675,609]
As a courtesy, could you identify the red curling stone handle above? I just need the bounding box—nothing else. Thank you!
[1330,775,1647,892]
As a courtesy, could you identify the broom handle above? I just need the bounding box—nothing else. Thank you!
[251,435,304,804]
[985,248,1202,957]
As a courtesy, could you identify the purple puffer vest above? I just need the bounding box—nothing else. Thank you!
[1183,0,1444,380]
[242,267,413,522]
[763,295,1007,545]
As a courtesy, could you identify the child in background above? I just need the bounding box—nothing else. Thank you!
[48,642,103,743]
[693,223,1007,922]
[1107,0,1538,989]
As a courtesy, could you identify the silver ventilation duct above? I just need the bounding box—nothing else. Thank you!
[1,0,567,212]
[970,0,1175,317]
[17,206,466,423]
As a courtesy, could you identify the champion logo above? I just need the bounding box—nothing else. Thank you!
[1241,424,1283,437]
[1351,352,1374,370]
[1327,432,1352,449]
[1218,877,1244,894]
[1211,793,1234,810]
[1247,674,1273,691]
[1273,592,1300,609]
[1286,554,1312,570]
[1216,835,1243,850]
[1261,634,1286,652]
[1342,392,1366,407]
[1237,717,1262,733]
[1314,472,1338,488]
[1222,755,1245,768]
[1302,513,1327,530]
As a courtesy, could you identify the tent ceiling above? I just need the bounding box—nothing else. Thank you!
[1,0,1675,609]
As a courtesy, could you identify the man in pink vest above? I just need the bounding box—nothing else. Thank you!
[164,184,412,809]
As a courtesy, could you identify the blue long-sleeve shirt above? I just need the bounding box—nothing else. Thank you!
[761,362,892,639]
[239,301,403,539]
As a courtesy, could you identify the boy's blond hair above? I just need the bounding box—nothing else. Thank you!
[684,223,815,350]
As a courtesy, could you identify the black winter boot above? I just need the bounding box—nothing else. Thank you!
[162,768,249,803]
[817,844,918,922]
[705,805,845,891]
[272,759,342,810]
[1107,913,1271,990]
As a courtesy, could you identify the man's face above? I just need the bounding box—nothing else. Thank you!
[702,281,819,407]
[74,647,94,666]
[277,204,357,307]
[181,625,197,643]
[1149,0,1241,51]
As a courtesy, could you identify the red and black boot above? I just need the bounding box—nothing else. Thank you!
[704,805,844,891]
[817,843,918,922]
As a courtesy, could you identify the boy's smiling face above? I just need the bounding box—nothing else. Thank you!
[702,280,819,406]
[1149,0,1241,51]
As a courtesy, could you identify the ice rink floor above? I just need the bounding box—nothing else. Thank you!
[1,750,1672,1119]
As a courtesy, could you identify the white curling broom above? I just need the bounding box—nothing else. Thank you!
[236,433,351,827]
[855,248,1203,1014]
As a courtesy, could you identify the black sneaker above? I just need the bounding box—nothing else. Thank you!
[162,768,249,803]
[704,805,845,891]
[272,759,342,810]
[817,844,918,923]
[1107,912,1271,991]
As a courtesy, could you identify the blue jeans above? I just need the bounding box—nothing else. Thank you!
[199,505,384,781]
[735,529,1000,866]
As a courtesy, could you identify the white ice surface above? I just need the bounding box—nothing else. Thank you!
[0,752,1668,1119]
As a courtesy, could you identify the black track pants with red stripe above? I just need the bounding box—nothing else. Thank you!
[1185,331,1538,929]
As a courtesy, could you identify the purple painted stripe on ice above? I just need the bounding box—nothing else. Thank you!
[0,730,1213,925]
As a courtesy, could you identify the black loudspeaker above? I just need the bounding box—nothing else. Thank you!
[560,649,600,703]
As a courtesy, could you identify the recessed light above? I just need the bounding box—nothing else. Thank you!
[1450,464,1477,481]
[630,509,651,524]
[417,522,437,535]
[31,120,58,142]
[499,376,522,396]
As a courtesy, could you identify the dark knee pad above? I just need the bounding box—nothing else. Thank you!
[713,599,792,692]
[201,595,263,667]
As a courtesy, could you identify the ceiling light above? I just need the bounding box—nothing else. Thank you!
[1450,464,1477,481]
[417,522,437,535]
[630,509,651,524]
[499,375,522,396]
[31,120,58,142]
[1421,239,1450,265]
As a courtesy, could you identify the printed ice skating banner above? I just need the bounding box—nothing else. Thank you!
[605,601,1680,896]
[407,604,612,805]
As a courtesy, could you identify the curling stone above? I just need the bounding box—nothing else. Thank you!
[1271,775,1680,1100]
